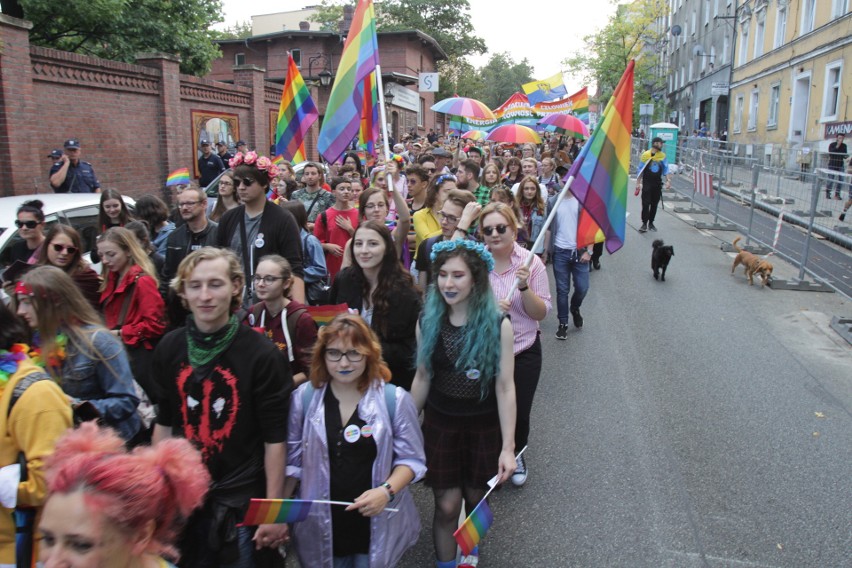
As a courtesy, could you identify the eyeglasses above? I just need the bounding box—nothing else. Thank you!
[364,203,387,210]
[15,220,40,229]
[236,178,256,187]
[51,243,78,254]
[178,200,203,208]
[325,349,365,363]
[438,211,460,224]
[253,275,285,284]
[434,174,456,186]
[482,224,509,236]
[425,167,436,173]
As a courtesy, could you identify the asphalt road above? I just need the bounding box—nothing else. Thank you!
[394,185,852,567]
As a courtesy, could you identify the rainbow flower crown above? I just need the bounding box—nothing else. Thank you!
[229,151,281,182]
[430,239,494,272]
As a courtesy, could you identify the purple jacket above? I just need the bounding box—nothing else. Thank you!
[287,380,426,567]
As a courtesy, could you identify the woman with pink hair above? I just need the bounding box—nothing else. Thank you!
[39,422,209,567]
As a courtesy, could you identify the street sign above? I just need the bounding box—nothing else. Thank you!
[711,82,729,95]
[639,104,654,116]
[419,73,439,92]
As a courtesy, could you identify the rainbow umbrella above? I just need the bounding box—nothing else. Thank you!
[538,114,590,139]
[461,130,488,140]
[486,124,541,144]
[431,97,496,120]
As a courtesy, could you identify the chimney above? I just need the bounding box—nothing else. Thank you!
[339,5,354,35]
[299,21,310,31]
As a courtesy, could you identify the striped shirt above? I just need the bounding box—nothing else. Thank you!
[488,243,552,354]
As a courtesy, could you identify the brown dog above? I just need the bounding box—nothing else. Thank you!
[731,236,773,286]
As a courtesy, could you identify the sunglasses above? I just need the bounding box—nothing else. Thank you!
[51,243,78,254]
[482,224,509,236]
[15,220,40,229]
[236,178,256,187]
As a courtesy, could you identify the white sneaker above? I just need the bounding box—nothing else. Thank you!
[511,454,527,486]
[458,549,479,567]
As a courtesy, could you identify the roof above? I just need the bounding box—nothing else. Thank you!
[216,28,447,62]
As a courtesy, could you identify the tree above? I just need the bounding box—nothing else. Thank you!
[478,52,535,109]
[19,0,223,76]
[435,56,485,100]
[563,0,668,124]
[210,20,253,40]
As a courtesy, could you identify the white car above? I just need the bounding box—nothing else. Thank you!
[0,193,136,275]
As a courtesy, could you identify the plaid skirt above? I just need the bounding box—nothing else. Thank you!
[422,405,504,490]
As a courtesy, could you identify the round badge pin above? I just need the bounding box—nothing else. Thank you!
[255,233,265,248]
[360,425,373,438]
[343,424,361,443]
[465,368,481,381]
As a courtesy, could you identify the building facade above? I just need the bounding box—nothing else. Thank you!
[728,0,850,163]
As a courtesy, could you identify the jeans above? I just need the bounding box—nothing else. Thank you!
[333,555,370,568]
[826,171,848,197]
[551,247,590,324]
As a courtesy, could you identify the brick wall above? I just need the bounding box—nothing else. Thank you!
[0,15,283,199]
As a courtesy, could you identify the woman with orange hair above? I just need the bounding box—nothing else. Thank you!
[285,314,425,567]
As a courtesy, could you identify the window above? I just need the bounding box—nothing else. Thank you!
[723,35,729,64]
[832,0,848,18]
[774,6,787,48]
[691,10,697,34]
[801,0,816,34]
[291,49,302,68]
[734,95,744,133]
[714,0,720,18]
[739,23,749,65]
[768,83,781,128]
[754,10,766,57]
[703,0,709,25]
[418,98,425,127]
[822,61,843,120]
[748,90,759,131]
[710,46,716,67]
[688,59,693,81]
[235,53,246,66]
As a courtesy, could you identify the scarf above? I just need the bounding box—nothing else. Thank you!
[186,314,240,382]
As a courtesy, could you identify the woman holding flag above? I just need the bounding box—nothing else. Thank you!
[285,314,426,567]
[410,239,517,568]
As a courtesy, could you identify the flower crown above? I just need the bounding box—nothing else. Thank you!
[430,239,495,272]
[229,151,281,182]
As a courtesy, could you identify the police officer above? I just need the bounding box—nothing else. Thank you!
[197,139,225,188]
[235,139,248,155]
[216,141,233,168]
[49,139,100,193]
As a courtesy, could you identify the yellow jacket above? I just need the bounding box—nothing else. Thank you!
[413,208,441,259]
[0,358,73,564]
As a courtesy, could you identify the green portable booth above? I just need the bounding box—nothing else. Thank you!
[649,122,679,164]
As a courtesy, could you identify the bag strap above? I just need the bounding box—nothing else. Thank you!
[285,306,308,344]
[238,209,253,284]
[301,383,315,414]
[116,273,142,329]
[8,371,51,418]
[305,190,323,218]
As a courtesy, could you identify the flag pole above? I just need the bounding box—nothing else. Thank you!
[374,64,396,191]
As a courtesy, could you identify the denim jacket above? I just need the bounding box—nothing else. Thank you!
[300,228,328,284]
[287,380,426,568]
[60,325,141,440]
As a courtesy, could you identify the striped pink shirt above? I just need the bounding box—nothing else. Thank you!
[489,243,552,354]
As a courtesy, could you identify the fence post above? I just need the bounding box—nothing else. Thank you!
[797,175,821,281]
[745,163,760,246]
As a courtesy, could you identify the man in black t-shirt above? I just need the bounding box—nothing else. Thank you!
[826,133,848,199]
[153,247,292,568]
[198,139,225,188]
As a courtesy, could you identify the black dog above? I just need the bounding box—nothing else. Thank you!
[651,239,674,281]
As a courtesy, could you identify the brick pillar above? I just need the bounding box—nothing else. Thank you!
[233,65,267,155]
[136,52,182,197]
[0,16,39,195]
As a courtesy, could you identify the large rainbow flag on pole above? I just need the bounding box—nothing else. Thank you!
[359,71,380,157]
[317,0,379,164]
[567,61,634,253]
[276,53,318,164]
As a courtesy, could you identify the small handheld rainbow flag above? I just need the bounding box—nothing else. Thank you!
[241,499,313,525]
[453,499,493,556]
[272,155,286,166]
[166,168,190,186]
[305,304,350,327]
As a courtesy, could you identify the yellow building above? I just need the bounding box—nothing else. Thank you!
[729,0,850,161]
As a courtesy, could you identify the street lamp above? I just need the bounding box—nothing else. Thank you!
[384,83,395,107]
[307,54,333,86]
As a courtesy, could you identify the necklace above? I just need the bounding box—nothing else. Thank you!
[30,332,68,371]
[0,344,29,387]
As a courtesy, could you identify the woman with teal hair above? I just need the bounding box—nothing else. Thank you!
[410,239,517,568]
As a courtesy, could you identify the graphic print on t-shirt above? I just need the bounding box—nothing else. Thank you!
[176,364,240,461]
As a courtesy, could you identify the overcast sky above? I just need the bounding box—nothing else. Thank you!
[218,0,623,93]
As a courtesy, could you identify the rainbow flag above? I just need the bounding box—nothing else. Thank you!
[317,0,379,163]
[566,61,634,253]
[241,499,312,525]
[358,71,379,157]
[453,499,493,556]
[166,168,190,186]
[276,52,318,164]
[305,304,349,327]
[272,155,285,166]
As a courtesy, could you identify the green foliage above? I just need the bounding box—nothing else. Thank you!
[435,56,484,101]
[210,20,252,40]
[563,0,669,123]
[477,52,535,108]
[20,0,223,76]
[378,0,486,60]
[309,1,346,33]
